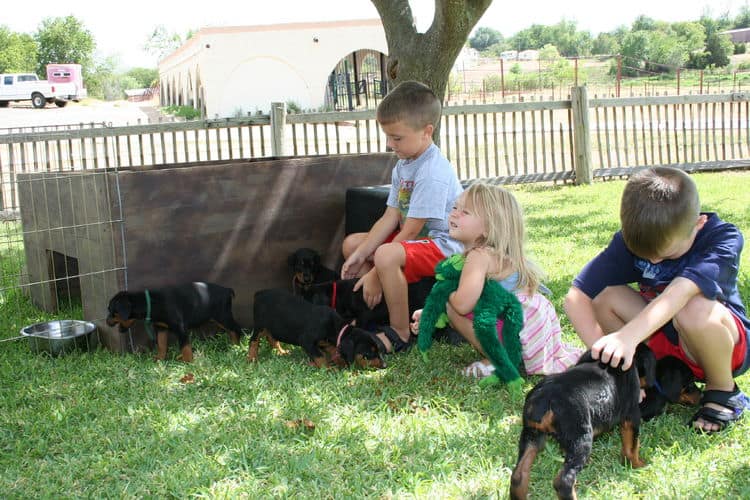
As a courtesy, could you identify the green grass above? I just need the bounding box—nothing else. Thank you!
[1,171,749,498]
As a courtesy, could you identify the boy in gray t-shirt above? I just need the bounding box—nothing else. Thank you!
[341,81,463,353]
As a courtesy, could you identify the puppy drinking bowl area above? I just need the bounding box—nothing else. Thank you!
[21,320,97,356]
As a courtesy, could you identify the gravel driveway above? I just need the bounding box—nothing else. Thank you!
[0,99,158,131]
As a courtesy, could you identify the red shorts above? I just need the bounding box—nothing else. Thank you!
[384,231,445,283]
[647,312,747,381]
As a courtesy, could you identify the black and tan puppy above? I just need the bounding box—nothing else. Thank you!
[106,282,243,362]
[248,288,383,368]
[288,248,337,301]
[510,344,656,500]
[336,324,387,369]
[639,355,701,421]
[309,277,436,328]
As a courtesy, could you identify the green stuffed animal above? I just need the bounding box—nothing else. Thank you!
[418,253,524,389]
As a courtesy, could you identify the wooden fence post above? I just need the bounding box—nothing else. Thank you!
[571,86,593,185]
[270,102,286,157]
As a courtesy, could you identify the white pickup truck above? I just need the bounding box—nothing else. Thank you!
[0,72,71,108]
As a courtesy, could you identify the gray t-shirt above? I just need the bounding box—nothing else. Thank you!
[386,143,464,256]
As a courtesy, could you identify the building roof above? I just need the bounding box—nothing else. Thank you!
[160,18,383,66]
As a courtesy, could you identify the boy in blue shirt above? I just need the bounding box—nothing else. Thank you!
[564,166,749,433]
[341,81,463,353]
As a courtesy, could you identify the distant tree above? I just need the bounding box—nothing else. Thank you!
[699,12,731,37]
[734,6,750,29]
[144,25,193,61]
[592,32,620,55]
[469,27,503,51]
[0,26,38,73]
[371,0,492,140]
[619,31,650,75]
[538,43,561,61]
[125,67,159,88]
[484,41,507,57]
[34,16,95,77]
[507,24,545,52]
[505,20,591,57]
[84,56,117,99]
[647,30,688,69]
[671,22,706,54]
[547,20,592,57]
[632,15,658,32]
[85,56,142,100]
[704,32,734,66]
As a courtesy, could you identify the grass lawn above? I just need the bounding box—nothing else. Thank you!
[1,170,749,498]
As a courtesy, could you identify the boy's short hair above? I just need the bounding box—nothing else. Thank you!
[620,166,700,258]
[376,80,442,130]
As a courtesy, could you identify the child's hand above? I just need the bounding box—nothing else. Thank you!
[354,271,382,309]
[341,252,365,279]
[591,331,637,370]
[410,309,423,334]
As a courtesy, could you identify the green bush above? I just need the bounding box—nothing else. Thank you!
[483,74,503,92]
[162,105,201,120]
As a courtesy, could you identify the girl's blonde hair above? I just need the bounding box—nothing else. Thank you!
[463,182,544,294]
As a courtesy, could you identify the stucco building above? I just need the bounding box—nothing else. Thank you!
[158,19,388,118]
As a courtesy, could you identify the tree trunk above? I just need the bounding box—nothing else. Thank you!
[371,0,493,142]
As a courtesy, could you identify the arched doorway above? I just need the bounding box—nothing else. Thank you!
[325,49,387,111]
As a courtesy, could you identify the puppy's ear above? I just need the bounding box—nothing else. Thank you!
[338,334,355,364]
[577,350,596,365]
[115,296,132,321]
[635,344,657,387]
[658,358,696,403]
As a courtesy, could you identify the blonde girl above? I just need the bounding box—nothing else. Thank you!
[412,182,582,378]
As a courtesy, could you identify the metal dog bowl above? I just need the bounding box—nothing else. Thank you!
[21,320,98,356]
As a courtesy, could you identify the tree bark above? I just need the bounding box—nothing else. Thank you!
[371,0,492,109]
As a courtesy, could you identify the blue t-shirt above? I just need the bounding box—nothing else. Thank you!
[573,212,749,338]
[386,143,464,256]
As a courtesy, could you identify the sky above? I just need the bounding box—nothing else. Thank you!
[1,0,743,69]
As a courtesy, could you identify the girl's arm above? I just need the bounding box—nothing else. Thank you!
[448,249,491,315]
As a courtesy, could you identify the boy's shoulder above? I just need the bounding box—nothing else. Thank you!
[395,144,456,179]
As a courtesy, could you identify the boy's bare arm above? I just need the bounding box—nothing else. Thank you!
[618,276,701,343]
[361,207,401,253]
[341,208,401,279]
[392,217,427,242]
[563,286,605,348]
[594,277,701,369]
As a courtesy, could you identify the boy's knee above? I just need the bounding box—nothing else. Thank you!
[674,296,731,338]
[373,242,404,269]
[342,233,363,257]
[591,287,617,311]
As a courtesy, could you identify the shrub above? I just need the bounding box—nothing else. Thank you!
[162,105,201,120]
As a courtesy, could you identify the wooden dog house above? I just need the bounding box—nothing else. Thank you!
[17,154,395,353]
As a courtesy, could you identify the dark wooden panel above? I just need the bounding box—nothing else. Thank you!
[118,153,395,327]
[19,154,396,350]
